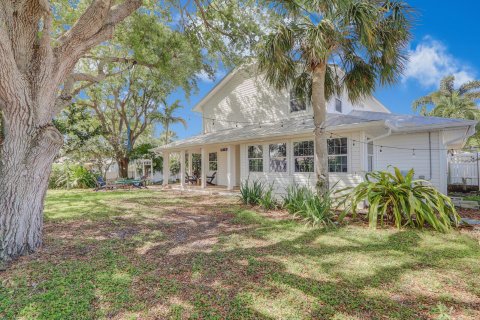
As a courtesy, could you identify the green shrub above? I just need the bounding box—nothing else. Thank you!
[49,164,68,189]
[49,163,98,189]
[258,183,278,210]
[283,184,335,226]
[239,179,264,206]
[339,167,460,232]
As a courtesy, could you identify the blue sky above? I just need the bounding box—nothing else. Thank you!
[166,0,480,140]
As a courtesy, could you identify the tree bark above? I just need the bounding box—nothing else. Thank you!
[117,156,130,178]
[311,63,329,195]
[0,0,141,263]
[0,112,63,261]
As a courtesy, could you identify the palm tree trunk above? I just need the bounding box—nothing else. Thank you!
[165,123,170,144]
[311,63,329,194]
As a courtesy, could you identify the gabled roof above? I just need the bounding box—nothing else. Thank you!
[155,111,477,152]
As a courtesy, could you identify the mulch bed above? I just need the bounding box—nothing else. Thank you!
[457,208,480,220]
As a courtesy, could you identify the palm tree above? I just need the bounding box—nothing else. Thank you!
[413,75,480,146]
[412,75,480,118]
[258,0,411,193]
[154,99,188,145]
[159,130,179,145]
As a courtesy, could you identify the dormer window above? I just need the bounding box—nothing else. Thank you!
[335,98,342,113]
[290,90,307,113]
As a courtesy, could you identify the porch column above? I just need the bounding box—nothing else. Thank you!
[163,152,170,186]
[201,147,207,189]
[188,151,193,175]
[227,145,236,190]
[180,150,186,189]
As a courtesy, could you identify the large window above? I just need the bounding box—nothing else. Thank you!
[328,138,348,172]
[248,145,263,172]
[294,140,314,172]
[209,152,218,171]
[290,90,307,112]
[269,143,287,172]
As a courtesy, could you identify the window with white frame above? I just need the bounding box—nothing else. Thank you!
[248,145,263,172]
[335,98,342,113]
[209,152,217,171]
[328,138,348,172]
[367,140,374,172]
[290,90,307,112]
[269,143,287,172]
[294,140,314,172]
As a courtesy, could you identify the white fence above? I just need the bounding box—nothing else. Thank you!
[448,152,479,187]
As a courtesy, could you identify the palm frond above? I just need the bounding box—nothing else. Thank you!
[412,95,434,115]
[458,80,480,95]
[439,75,455,96]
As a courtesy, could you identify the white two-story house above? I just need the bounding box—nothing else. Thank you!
[155,64,476,195]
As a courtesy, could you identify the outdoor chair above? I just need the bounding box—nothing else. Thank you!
[206,172,217,185]
[133,175,148,189]
[94,176,117,191]
[185,173,197,185]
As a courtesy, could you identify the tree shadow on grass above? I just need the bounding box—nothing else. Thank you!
[3,192,480,319]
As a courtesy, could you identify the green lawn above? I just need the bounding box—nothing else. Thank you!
[1,189,479,319]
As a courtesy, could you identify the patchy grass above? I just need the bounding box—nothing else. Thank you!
[1,189,479,319]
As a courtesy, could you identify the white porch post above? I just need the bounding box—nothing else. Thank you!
[201,147,207,189]
[227,145,236,190]
[163,152,170,186]
[188,151,193,175]
[180,150,186,189]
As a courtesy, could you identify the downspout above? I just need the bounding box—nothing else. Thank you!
[369,126,392,142]
[428,132,432,180]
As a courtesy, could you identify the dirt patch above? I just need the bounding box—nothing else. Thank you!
[458,208,480,220]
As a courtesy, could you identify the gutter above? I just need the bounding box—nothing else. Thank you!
[154,120,387,153]
[443,124,477,147]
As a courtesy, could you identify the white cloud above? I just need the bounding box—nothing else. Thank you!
[403,36,475,88]
[197,69,226,83]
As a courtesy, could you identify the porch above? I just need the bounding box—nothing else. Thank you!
[169,184,240,196]
[160,144,241,191]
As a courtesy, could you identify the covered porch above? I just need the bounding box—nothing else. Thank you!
[158,144,241,191]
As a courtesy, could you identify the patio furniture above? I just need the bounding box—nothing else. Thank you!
[94,176,118,191]
[132,175,148,189]
[206,172,217,185]
[185,173,197,185]
[115,178,146,189]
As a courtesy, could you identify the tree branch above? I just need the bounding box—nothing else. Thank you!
[54,0,142,99]
[83,55,157,68]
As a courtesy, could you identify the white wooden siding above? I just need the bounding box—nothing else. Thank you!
[374,132,446,191]
[182,130,447,193]
[200,67,390,133]
[202,145,238,187]
[238,132,365,196]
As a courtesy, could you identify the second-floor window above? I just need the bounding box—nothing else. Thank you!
[290,90,307,113]
[248,145,263,172]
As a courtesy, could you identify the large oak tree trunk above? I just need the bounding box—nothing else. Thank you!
[311,63,329,195]
[0,111,63,261]
[0,0,141,263]
[117,156,130,178]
